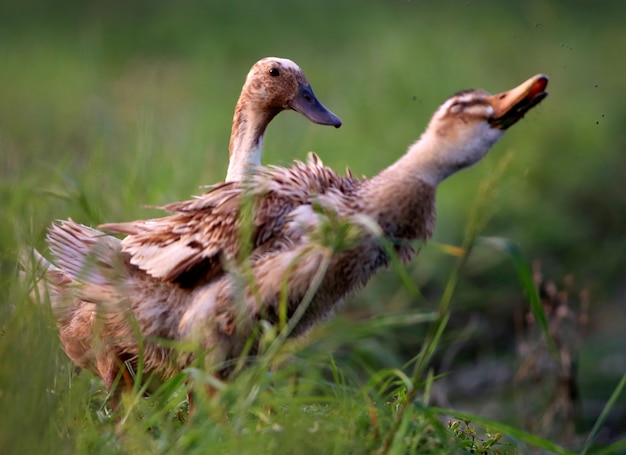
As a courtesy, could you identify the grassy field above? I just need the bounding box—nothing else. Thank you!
[2,0,626,453]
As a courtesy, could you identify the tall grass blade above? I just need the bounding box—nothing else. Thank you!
[580,371,626,455]
[479,236,559,358]
[592,438,626,455]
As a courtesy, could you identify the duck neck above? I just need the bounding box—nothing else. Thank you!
[225,98,279,181]
[360,146,439,241]
[369,133,443,197]
[362,131,467,240]
[384,132,458,187]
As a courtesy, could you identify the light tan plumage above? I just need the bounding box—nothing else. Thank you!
[41,74,548,393]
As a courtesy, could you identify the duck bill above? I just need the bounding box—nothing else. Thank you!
[288,82,342,128]
[488,74,549,130]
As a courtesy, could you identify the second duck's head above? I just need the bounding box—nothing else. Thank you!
[241,57,342,128]
[414,74,548,184]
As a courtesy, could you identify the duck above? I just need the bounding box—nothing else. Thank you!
[33,56,341,392]
[43,74,548,392]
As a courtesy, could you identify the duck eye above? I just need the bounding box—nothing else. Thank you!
[269,67,280,77]
[449,102,463,114]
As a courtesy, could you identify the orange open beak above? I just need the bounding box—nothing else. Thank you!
[488,74,548,129]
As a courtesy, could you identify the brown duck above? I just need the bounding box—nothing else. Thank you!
[33,56,341,390]
[41,74,548,393]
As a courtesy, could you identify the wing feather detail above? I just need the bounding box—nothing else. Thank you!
[99,154,361,284]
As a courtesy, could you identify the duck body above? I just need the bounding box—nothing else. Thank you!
[36,56,341,388]
[42,74,548,388]
[47,155,435,381]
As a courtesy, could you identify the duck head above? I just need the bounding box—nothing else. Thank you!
[227,57,342,181]
[242,57,342,128]
[413,74,548,185]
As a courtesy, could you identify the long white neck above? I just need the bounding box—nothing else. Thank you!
[225,99,276,182]
[375,133,450,189]
[376,121,505,189]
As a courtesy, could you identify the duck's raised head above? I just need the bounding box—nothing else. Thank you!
[241,57,342,128]
[408,74,548,186]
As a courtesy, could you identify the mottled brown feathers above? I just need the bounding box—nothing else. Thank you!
[101,153,364,285]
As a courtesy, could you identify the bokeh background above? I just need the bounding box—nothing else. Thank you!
[1,0,625,451]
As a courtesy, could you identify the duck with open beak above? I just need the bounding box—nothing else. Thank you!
[488,74,549,130]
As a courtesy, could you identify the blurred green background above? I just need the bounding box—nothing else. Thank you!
[1,0,625,451]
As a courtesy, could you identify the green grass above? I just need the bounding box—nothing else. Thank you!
[2,0,626,453]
